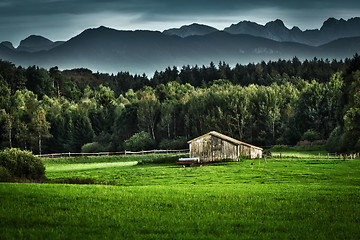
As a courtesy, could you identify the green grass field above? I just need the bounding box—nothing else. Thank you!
[1,153,360,239]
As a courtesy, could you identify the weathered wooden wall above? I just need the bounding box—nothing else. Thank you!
[189,134,212,162]
[189,134,262,161]
[239,145,262,158]
[190,135,238,162]
[251,148,263,158]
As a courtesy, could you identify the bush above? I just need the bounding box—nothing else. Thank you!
[296,140,312,146]
[271,145,290,151]
[0,166,11,182]
[326,126,348,152]
[124,131,156,152]
[355,139,360,152]
[0,148,45,181]
[292,144,326,151]
[81,141,114,153]
[301,129,321,142]
[159,137,188,150]
[81,142,102,153]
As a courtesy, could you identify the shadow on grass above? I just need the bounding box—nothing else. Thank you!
[0,177,116,186]
[52,178,96,185]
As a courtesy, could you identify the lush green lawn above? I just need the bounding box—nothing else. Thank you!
[1,154,360,239]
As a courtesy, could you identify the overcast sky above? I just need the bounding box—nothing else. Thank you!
[1,0,360,46]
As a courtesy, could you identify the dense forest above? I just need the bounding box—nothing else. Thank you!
[0,56,359,154]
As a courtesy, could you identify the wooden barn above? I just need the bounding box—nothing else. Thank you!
[188,131,262,162]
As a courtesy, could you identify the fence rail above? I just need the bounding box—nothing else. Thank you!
[35,149,189,158]
[268,152,360,160]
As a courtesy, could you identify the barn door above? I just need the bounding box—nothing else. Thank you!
[211,137,222,161]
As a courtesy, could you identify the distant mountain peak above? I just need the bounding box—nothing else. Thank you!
[17,35,54,52]
[291,26,302,32]
[1,17,360,75]
[163,23,218,38]
[224,17,360,46]
[20,35,53,44]
[321,17,355,30]
[1,41,14,49]
[265,19,288,29]
[321,17,341,28]
[17,35,65,52]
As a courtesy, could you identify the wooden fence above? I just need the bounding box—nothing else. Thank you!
[269,152,360,160]
[35,149,189,158]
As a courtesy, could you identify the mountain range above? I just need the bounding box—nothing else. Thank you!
[1,17,360,75]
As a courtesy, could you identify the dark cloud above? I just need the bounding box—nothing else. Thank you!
[1,0,359,44]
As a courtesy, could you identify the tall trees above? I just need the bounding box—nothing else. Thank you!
[229,86,250,140]
[0,88,52,153]
[0,109,13,148]
[30,107,51,155]
[1,56,360,153]
[289,76,343,142]
[343,68,360,151]
[137,88,160,140]
[26,66,55,98]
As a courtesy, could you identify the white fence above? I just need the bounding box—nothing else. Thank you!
[35,149,189,158]
[268,152,360,160]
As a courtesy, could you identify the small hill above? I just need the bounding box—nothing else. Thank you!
[0,41,15,50]
[163,23,219,38]
[17,35,64,52]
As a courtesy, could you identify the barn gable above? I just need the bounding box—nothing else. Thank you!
[188,131,262,162]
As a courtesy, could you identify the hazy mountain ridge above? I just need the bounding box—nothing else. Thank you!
[224,17,360,46]
[0,18,360,74]
[160,18,360,46]
[1,35,65,53]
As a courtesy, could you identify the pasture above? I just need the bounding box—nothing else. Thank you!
[1,153,360,239]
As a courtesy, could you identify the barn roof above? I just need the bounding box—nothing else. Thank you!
[188,131,263,150]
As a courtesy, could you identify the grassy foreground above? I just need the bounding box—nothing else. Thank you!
[1,154,360,239]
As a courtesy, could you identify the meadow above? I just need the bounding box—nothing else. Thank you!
[1,152,360,239]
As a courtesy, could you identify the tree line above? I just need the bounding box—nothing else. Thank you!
[0,55,359,154]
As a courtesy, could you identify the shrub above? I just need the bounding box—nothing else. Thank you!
[124,131,156,152]
[81,142,102,153]
[292,144,326,151]
[0,148,45,181]
[296,140,312,146]
[301,129,321,142]
[159,137,188,150]
[81,141,114,153]
[0,166,11,182]
[355,139,360,152]
[326,126,346,152]
[271,145,290,151]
